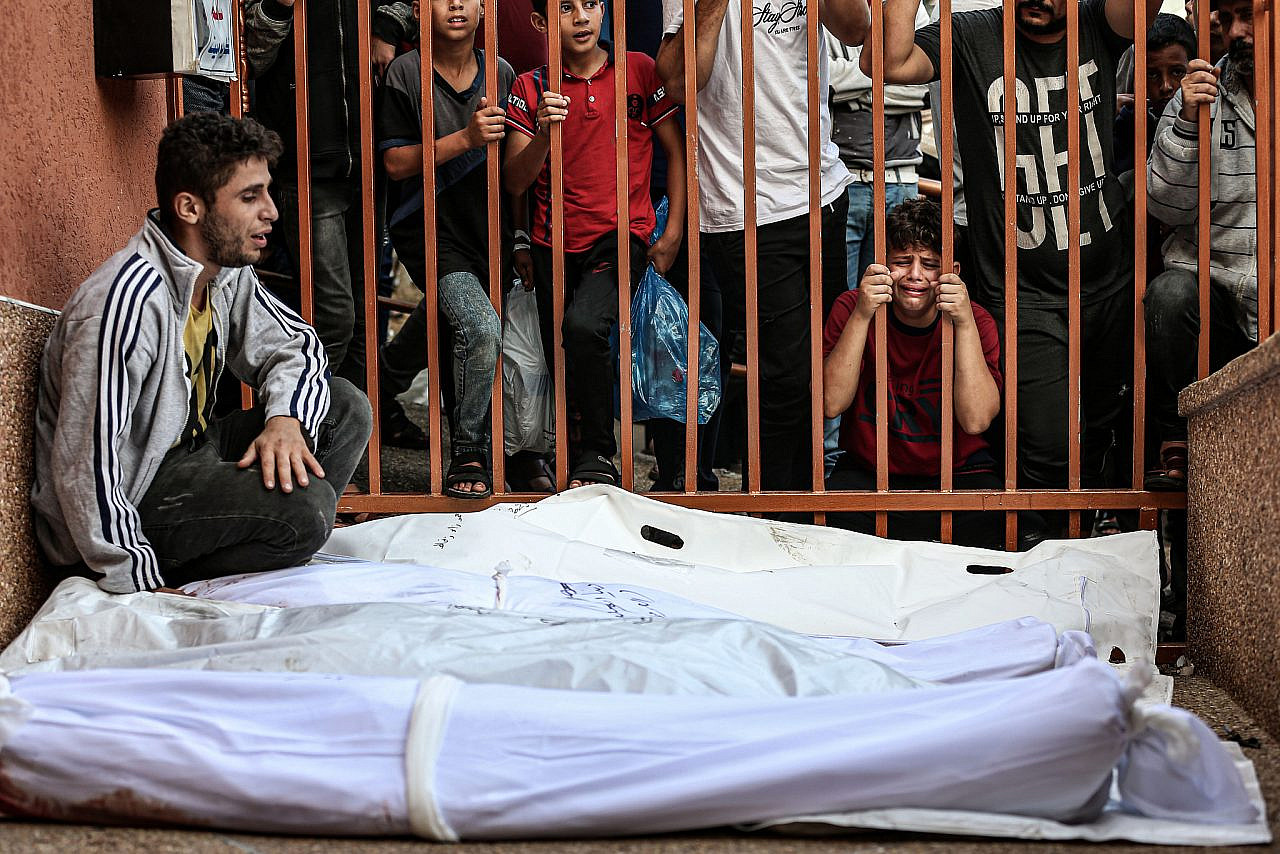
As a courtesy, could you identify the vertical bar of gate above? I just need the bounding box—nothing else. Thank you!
[233,0,249,117]
[1131,0,1148,492]
[166,75,184,123]
[614,5,635,491]
[485,11,505,494]
[1255,0,1273,344]
[1002,0,1019,549]
[420,11,444,495]
[549,5,570,490]
[1066,0,1082,539]
[1196,0,1211,378]
[356,0,381,495]
[682,0,703,494]
[293,0,315,325]
[742,0,762,495]
[870,0,889,537]
[938,0,955,543]
[234,0,255,414]
[805,0,825,522]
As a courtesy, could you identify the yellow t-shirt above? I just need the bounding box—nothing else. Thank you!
[178,299,216,446]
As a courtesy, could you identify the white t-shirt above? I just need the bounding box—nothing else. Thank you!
[662,0,852,233]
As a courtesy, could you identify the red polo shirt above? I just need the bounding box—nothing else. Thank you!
[822,289,1004,477]
[506,50,677,253]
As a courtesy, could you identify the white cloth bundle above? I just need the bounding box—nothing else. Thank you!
[320,486,1160,661]
[0,660,1258,841]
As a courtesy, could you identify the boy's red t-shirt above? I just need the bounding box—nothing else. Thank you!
[506,50,677,253]
[822,290,1004,477]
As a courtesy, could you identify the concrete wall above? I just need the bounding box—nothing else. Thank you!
[1182,335,1280,740]
[0,0,167,309]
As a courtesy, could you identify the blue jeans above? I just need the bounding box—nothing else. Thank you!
[381,271,501,458]
[825,180,919,474]
[844,180,918,290]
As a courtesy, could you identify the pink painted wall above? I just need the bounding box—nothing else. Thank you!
[0,1,168,308]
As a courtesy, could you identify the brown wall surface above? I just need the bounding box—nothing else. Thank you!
[0,1,167,309]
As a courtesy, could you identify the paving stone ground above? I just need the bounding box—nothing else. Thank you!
[0,675,1273,853]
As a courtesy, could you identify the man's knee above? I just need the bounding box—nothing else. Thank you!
[1144,269,1199,330]
[562,307,611,353]
[468,304,502,367]
[274,483,338,566]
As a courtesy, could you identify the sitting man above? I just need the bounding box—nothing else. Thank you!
[822,197,1003,548]
[31,113,372,594]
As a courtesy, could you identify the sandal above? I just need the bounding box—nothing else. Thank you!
[568,452,620,488]
[506,451,556,494]
[1092,511,1123,537]
[1143,441,1187,492]
[446,450,493,499]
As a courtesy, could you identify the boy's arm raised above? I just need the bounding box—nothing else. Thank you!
[503,91,569,195]
[936,273,1001,435]
[384,98,506,181]
[824,271,889,418]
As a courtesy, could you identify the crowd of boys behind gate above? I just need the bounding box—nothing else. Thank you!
[173,0,1257,625]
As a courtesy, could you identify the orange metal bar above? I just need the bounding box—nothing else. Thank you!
[1196,0,1211,378]
[356,0,381,494]
[292,0,315,325]
[1255,0,1273,344]
[805,0,825,516]
[340,487,1187,514]
[1002,0,1019,549]
[870,0,888,537]
[742,0,762,494]
[166,75,183,123]
[1131,0,1147,491]
[420,11,444,494]
[549,4,569,491]
[1066,0,1082,538]
[682,0,703,495]
[938,0,955,543]
[485,11,505,494]
[614,10,634,491]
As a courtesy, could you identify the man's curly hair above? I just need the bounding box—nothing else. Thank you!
[885,196,943,256]
[155,113,283,225]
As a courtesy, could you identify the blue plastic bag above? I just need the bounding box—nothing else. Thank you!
[630,264,721,424]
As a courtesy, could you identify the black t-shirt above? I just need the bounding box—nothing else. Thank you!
[379,48,515,281]
[916,3,1132,309]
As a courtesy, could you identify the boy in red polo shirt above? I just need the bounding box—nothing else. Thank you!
[822,198,1004,548]
[503,0,686,488]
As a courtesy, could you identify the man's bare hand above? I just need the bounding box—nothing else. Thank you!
[372,36,396,77]
[237,415,324,493]
[466,98,508,149]
[855,264,894,321]
[1178,59,1221,122]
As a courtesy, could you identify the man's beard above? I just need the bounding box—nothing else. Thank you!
[1227,37,1254,80]
[200,210,258,269]
[1017,1,1067,36]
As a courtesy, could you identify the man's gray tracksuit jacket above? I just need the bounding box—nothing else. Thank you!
[1148,56,1258,340]
[30,213,330,593]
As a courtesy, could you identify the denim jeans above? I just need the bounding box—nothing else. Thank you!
[274,180,360,373]
[844,181,919,290]
[137,379,372,587]
[381,271,502,457]
[824,181,918,474]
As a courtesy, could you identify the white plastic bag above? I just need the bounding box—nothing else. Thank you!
[502,285,554,454]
